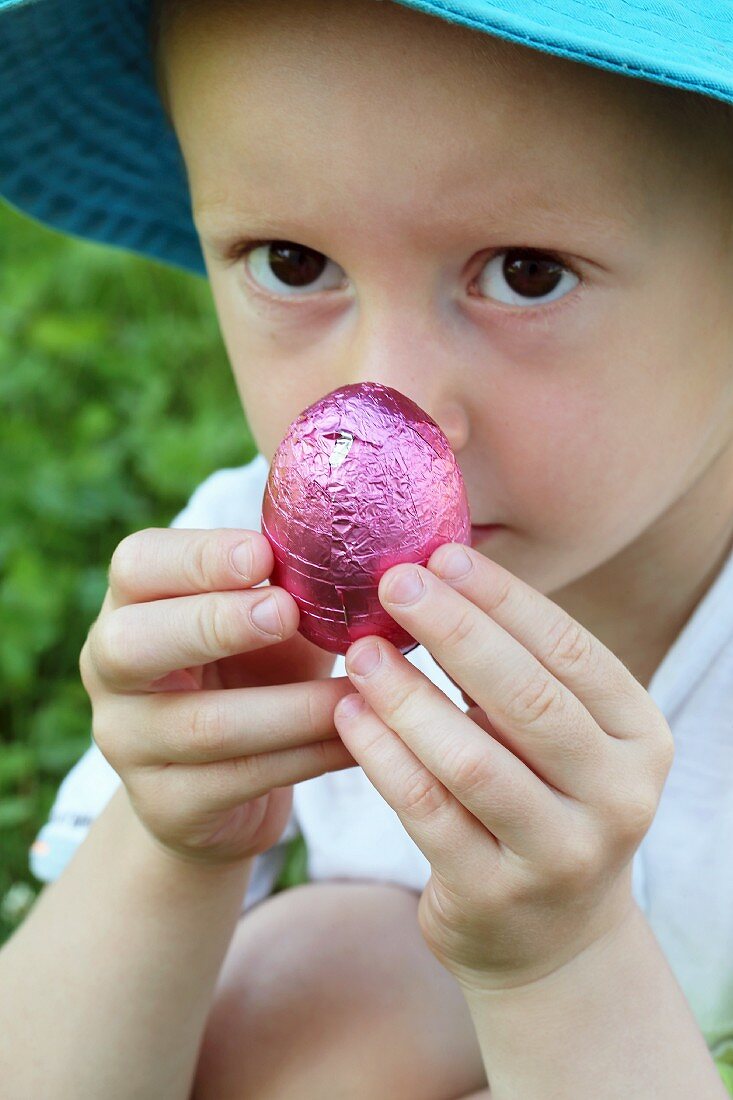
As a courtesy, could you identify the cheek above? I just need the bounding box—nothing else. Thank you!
[204,270,332,457]
[235,369,323,461]
[490,357,716,546]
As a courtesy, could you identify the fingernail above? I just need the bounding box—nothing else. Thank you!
[385,567,424,605]
[348,640,381,677]
[231,539,254,580]
[434,545,472,580]
[337,693,366,719]
[250,594,283,635]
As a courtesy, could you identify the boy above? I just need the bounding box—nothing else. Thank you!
[1,0,732,1095]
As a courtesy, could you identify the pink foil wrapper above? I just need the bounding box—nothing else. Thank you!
[261,381,471,655]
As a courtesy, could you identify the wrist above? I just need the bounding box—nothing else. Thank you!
[458,899,642,1010]
[115,786,256,892]
[456,903,724,1098]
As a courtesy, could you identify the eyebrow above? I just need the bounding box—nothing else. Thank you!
[193,184,640,250]
[194,207,293,236]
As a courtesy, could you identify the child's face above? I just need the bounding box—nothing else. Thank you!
[160,0,733,600]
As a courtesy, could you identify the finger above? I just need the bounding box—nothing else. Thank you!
[89,586,299,692]
[102,676,358,766]
[134,734,358,820]
[377,563,607,799]
[426,544,658,735]
[341,641,564,858]
[334,665,560,866]
[107,528,275,609]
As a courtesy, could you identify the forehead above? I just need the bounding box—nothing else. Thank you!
[159,0,708,241]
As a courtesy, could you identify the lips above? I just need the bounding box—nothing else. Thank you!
[470,523,503,548]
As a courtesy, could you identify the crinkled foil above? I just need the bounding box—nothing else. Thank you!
[261,381,471,655]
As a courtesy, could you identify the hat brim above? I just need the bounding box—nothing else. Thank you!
[1,0,730,276]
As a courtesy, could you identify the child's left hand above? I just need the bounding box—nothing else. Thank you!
[333,543,675,994]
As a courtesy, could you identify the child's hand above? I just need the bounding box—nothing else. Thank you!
[79,528,357,868]
[334,544,674,993]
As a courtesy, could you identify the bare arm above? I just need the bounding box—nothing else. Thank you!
[0,527,354,1099]
[0,786,252,1100]
[461,904,728,1100]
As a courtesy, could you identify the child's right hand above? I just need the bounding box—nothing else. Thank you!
[79,528,358,868]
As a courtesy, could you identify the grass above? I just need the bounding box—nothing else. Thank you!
[0,198,306,944]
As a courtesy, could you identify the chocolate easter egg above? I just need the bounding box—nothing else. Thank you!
[261,381,471,655]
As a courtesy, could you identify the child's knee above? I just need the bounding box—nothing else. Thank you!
[191,881,486,1099]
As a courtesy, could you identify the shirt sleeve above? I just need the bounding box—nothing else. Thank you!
[29,457,300,914]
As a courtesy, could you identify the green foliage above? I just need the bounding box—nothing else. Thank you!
[272,834,309,894]
[0,200,309,943]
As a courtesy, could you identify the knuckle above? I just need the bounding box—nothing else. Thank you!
[180,533,214,593]
[89,709,106,757]
[236,750,266,797]
[91,610,134,684]
[109,531,147,595]
[401,766,449,821]
[626,795,658,838]
[387,679,423,731]
[199,595,236,656]
[653,720,676,775]
[484,572,514,618]
[443,743,489,799]
[556,832,599,887]
[129,772,174,835]
[632,707,675,778]
[544,616,596,676]
[78,636,96,693]
[304,687,321,739]
[90,703,121,767]
[189,700,228,759]
[505,670,561,729]
[439,607,477,651]
[609,788,659,843]
[313,736,338,773]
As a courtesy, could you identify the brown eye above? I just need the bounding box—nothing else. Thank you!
[476,248,579,307]
[269,242,326,286]
[245,240,347,296]
[504,250,563,297]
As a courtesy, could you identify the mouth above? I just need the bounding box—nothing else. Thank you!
[470,523,504,548]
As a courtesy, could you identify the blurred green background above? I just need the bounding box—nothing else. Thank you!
[0,198,306,945]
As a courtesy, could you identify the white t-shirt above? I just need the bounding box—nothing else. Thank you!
[30,456,733,1063]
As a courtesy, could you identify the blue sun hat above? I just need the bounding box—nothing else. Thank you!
[0,0,731,277]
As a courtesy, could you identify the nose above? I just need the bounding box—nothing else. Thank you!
[342,318,470,454]
[432,400,470,453]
